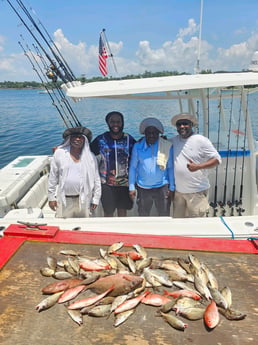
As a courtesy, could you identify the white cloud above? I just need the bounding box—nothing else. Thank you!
[0,19,257,81]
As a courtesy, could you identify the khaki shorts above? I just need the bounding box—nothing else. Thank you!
[172,190,209,218]
[56,196,90,218]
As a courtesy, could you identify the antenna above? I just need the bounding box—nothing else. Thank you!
[195,0,203,74]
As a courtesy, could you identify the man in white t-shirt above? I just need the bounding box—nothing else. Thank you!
[170,113,221,218]
[48,127,101,218]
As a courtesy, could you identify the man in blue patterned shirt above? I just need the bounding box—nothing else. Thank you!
[91,111,136,217]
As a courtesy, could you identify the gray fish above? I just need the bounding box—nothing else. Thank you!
[208,284,228,309]
[146,268,173,287]
[59,249,80,256]
[136,257,152,272]
[66,308,83,325]
[35,291,64,312]
[132,244,148,259]
[160,312,188,331]
[53,271,74,280]
[218,307,247,320]
[47,256,57,270]
[177,307,205,320]
[81,304,112,317]
[113,308,135,327]
[220,286,232,309]
[40,267,55,277]
[108,241,124,254]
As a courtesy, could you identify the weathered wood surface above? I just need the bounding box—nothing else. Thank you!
[0,241,257,345]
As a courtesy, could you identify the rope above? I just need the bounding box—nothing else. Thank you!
[219,216,235,239]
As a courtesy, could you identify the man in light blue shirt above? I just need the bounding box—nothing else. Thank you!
[129,117,175,216]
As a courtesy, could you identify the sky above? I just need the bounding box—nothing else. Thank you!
[1,0,258,81]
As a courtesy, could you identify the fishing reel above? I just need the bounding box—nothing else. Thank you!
[46,68,57,82]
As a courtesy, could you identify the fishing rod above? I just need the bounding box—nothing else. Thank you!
[210,90,223,216]
[236,91,249,216]
[16,0,75,82]
[228,88,243,216]
[33,43,82,127]
[6,0,74,83]
[18,40,71,128]
[26,1,77,81]
[219,89,234,216]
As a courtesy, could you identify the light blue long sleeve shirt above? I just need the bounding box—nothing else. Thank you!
[129,138,175,191]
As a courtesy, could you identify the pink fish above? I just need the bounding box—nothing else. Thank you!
[141,293,171,307]
[163,289,201,300]
[68,285,114,310]
[58,284,86,304]
[111,251,142,260]
[79,259,111,271]
[42,278,83,294]
[114,290,150,314]
[204,299,220,329]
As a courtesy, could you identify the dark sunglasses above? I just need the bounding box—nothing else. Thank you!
[176,121,192,127]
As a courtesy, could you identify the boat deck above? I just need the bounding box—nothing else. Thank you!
[0,225,257,345]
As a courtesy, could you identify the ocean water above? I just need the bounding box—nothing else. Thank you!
[0,88,258,169]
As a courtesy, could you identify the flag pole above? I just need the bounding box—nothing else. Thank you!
[102,28,118,75]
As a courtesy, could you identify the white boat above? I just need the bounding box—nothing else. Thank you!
[0,72,258,240]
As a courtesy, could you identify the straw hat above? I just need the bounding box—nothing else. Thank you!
[171,113,198,127]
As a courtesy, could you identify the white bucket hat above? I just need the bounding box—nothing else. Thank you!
[171,113,198,127]
[139,117,164,134]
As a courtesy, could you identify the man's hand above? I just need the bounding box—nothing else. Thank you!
[129,190,136,201]
[49,200,57,211]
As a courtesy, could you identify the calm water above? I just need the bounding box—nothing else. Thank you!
[0,88,258,169]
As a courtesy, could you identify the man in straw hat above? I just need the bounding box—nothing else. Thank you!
[129,117,175,216]
[48,126,101,218]
[170,113,221,218]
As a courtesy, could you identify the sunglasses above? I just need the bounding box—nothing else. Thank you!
[176,121,192,127]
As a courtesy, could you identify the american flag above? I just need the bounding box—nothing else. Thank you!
[98,33,108,76]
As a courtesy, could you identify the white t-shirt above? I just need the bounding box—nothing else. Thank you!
[171,134,221,193]
[64,159,81,196]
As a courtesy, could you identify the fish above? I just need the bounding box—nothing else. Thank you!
[68,285,114,310]
[79,258,111,271]
[40,267,55,277]
[59,249,80,256]
[114,290,150,314]
[201,263,219,289]
[188,254,202,272]
[81,304,112,317]
[58,284,86,303]
[136,257,153,272]
[172,297,200,313]
[35,291,64,312]
[114,309,135,327]
[163,289,201,300]
[145,268,173,287]
[46,256,57,270]
[173,281,200,293]
[143,268,162,287]
[160,312,188,331]
[84,273,144,297]
[204,299,220,329]
[110,294,129,313]
[220,286,232,309]
[141,293,171,307]
[218,307,247,321]
[177,307,205,321]
[107,241,124,254]
[42,278,84,294]
[111,250,142,261]
[208,284,228,309]
[52,271,74,280]
[66,308,83,325]
[160,298,179,313]
[132,244,148,259]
